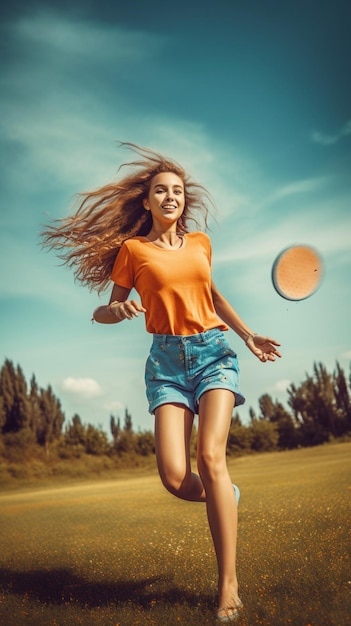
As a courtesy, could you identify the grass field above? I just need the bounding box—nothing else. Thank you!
[0,442,350,626]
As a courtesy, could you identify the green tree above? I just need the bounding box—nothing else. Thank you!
[124,408,133,432]
[287,363,335,446]
[272,403,299,449]
[85,424,109,455]
[231,412,242,426]
[28,375,42,436]
[259,393,299,449]
[37,385,65,455]
[249,406,257,422]
[0,360,31,433]
[227,422,253,455]
[0,395,5,432]
[249,419,278,452]
[313,362,337,435]
[64,414,86,448]
[115,408,135,454]
[116,430,135,454]
[135,431,155,456]
[110,415,121,447]
[258,394,276,420]
[333,361,351,435]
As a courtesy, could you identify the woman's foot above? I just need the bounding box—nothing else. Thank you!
[217,594,243,622]
[216,606,240,622]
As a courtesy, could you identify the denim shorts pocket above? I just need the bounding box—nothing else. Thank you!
[145,350,161,382]
[214,334,237,359]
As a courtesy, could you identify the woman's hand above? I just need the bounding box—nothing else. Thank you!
[245,334,282,362]
[109,299,146,321]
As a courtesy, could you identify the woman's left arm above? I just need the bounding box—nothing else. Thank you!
[211,280,282,362]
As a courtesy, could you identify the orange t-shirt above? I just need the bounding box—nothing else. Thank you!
[110,232,228,336]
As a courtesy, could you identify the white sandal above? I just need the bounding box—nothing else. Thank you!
[216,607,240,622]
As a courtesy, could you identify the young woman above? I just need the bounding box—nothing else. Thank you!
[42,143,281,622]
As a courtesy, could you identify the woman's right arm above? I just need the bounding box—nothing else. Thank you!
[92,284,146,324]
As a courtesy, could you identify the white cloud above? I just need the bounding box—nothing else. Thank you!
[274,379,292,392]
[215,188,351,266]
[340,351,351,361]
[264,177,326,204]
[311,119,351,146]
[62,377,102,398]
[11,10,167,63]
[103,400,125,413]
[0,10,168,195]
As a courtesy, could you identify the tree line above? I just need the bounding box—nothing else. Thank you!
[0,358,350,462]
[0,359,155,460]
[228,361,351,455]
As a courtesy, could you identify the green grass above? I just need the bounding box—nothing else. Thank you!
[0,442,350,625]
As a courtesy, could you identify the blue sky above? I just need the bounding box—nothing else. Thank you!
[1,0,350,434]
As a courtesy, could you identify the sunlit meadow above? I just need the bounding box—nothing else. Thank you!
[0,443,350,625]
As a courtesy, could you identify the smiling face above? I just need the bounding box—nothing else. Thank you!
[143,172,185,230]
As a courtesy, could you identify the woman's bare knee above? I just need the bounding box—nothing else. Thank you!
[197,448,226,484]
[159,466,192,498]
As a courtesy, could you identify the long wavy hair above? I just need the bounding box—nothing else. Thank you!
[41,142,214,293]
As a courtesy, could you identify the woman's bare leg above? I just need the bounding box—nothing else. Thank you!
[154,403,205,501]
[197,389,240,613]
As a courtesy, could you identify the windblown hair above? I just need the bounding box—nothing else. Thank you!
[41,142,214,293]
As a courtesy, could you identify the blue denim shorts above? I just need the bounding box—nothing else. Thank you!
[145,328,245,414]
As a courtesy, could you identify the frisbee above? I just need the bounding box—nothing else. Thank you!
[271,244,323,301]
